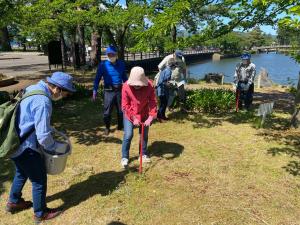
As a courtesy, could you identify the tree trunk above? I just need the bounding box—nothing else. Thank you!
[22,37,26,52]
[291,72,300,128]
[0,26,12,51]
[90,28,102,66]
[70,31,79,69]
[117,37,125,60]
[77,25,86,66]
[171,25,177,44]
[60,31,66,70]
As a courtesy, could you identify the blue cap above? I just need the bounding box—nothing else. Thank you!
[175,50,183,57]
[241,53,251,60]
[47,72,76,92]
[106,46,117,55]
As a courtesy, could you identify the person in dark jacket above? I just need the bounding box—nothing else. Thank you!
[93,46,128,135]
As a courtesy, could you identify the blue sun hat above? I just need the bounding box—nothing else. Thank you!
[47,72,76,92]
[175,50,183,58]
[106,45,118,55]
[241,53,251,60]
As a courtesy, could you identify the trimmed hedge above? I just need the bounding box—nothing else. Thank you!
[185,88,235,113]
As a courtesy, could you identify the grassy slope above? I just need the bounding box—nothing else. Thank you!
[0,86,300,225]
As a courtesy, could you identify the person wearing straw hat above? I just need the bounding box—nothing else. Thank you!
[121,66,157,168]
[93,45,128,135]
[6,72,76,224]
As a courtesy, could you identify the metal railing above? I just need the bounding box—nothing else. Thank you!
[124,49,220,61]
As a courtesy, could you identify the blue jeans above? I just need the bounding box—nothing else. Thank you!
[121,117,149,159]
[158,95,168,119]
[9,149,47,217]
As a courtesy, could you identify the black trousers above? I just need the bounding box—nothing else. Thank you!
[103,90,123,129]
[236,82,254,109]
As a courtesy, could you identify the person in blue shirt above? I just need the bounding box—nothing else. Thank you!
[93,46,128,135]
[6,72,76,224]
[156,58,177,121]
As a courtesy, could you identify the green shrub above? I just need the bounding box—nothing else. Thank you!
[185,88,235,113]
[186,78,200,84]
[0,91,10,104]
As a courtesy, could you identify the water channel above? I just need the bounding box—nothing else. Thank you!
[188,52,300,85]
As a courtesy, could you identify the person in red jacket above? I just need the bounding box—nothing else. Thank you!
[121,66,157,168]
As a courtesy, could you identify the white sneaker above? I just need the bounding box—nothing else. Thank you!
[121,158,128,168]
[142,155,151,163]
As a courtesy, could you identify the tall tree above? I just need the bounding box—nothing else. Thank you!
[0,0,23,51]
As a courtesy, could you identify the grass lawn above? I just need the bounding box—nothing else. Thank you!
[0,86,300,225]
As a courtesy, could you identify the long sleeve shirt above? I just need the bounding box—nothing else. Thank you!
[11,81,57,158]
[234,62,256,85]
[158,54,187,79]
[93,59,127,91]
[122,80,157,123]
[156,67,172,97]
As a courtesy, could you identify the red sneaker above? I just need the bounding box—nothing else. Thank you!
[34,208,63,224]
[6,198,33,214]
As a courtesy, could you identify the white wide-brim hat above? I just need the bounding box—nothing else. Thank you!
[127,66,148,86]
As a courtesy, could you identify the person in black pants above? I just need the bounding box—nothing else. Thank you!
[234,53,256,110]
[93,46,128,135]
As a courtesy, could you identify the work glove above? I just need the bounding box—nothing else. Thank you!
[92,90,97,101]
[144,116,154,127]
[243,83,250,91]
[240,83,245,90]
[132,117,140,126]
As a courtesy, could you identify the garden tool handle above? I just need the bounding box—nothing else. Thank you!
[139,123,144,174]
[236,89,240,112]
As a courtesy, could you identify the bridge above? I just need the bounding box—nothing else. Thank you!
[252,45,295,53]
[125,49,220,71]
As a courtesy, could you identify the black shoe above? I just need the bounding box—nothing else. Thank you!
[104,128,110,136]
[6,199,33,214]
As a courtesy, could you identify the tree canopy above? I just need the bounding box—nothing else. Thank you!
[0,0,299,61]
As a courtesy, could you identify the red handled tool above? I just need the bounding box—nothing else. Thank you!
[139,123,145,174]
[236,89,240,112]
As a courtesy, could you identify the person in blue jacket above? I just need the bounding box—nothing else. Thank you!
[6,72,76,223]
[93,46,128,135]
[156,58,177,121]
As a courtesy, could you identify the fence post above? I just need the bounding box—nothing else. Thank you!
[140,52,142,60]
[257,73,261,89]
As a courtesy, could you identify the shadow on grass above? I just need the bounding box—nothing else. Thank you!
[168,110,222,128]
[52,98,122,146]
[148,141,184,160]
[0,158,14,195]
[267,131,300,176]
[47,170,129,211]
[254,90,294,114]
[107,222,127,225]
